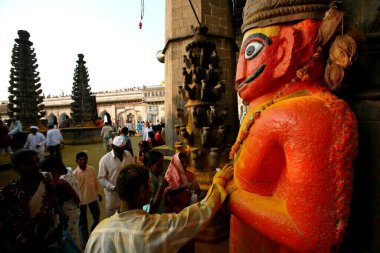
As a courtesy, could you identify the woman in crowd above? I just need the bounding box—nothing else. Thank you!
[164,151,200,213]
[154,124,165,146]
[41,157,81,249]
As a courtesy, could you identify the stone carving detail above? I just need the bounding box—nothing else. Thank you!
[70,54,98,127]
[8,30,45,128]
[175,28,229,189]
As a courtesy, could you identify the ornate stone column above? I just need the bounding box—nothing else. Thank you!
[163,0,239,243]
[163,0,238,150]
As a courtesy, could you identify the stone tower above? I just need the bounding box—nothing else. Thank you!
[70,54,97,127]
[8,30,45,128]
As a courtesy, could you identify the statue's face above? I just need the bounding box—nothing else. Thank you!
[236,26,283,102]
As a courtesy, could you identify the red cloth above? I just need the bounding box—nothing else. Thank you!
[164,153,194,191]
[154,132,165,146]
[164,153,195,212]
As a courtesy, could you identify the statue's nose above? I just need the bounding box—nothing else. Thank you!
[235,58,247,87]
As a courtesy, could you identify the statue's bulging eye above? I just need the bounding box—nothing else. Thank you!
[244,41,264,60]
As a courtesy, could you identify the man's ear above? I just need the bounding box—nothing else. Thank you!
[273,27,297,78]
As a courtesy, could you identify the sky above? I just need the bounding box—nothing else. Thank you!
[0,0,165,101]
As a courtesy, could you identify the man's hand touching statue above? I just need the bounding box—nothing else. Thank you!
[212,162,234,188]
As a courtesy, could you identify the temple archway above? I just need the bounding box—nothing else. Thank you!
[59,113,68,125]
[47,113,58,126]
[117,112,124,127]
[99,111,111,124]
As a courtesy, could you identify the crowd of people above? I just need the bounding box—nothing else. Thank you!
[0,118,64,159]
[99,120,165,154]
[0,117,233,253]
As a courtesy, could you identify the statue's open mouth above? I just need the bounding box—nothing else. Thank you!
[238,64,266,91]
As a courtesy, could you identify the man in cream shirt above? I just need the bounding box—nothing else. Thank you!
[86,163,233,253]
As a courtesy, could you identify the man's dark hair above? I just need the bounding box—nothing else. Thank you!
[11,149,38,168]
[138,140,151,153]
[48,124,54,129]
[178,151,188,160]
[116,164,150,202]
[148,130,155,138]
[144,150,164,167]
[121,127,129,135]
[76,151,88,161]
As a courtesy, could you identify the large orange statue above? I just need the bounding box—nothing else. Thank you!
[227,1,360,252]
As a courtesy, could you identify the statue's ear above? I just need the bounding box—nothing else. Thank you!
[273,27,296,78]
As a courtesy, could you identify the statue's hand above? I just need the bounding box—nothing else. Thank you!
[213,162,234,187]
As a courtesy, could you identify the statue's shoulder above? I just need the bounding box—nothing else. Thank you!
[270,90,352,114]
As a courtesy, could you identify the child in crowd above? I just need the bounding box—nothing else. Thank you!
[143,150,168,214]
[136,140,151,165]
[73,152,102,249]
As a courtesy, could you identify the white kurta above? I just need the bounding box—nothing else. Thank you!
[23,132,46,161]
[98,150,134,216]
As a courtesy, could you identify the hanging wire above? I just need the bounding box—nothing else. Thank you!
[188,0,201,27]
[139,0,144,29]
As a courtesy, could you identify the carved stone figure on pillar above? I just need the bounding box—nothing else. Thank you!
[175,26,230,191]
[227,1,361,252]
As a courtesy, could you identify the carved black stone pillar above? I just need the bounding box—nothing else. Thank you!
[175,26,230,190]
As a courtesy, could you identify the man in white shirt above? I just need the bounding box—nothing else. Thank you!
[8,117,22,138]
[142,122,152,141]
[100,122,112,151]
[128,121,135,137]
[23,126,46,161]
[98,136,134,217]
[46,124,63,161]
[85,163,233,253]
